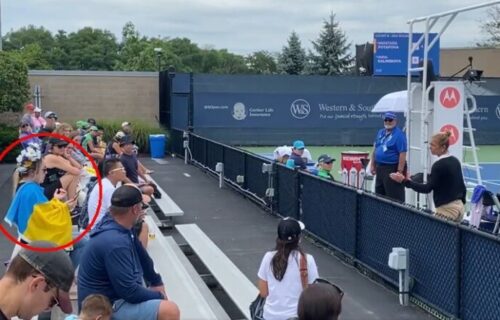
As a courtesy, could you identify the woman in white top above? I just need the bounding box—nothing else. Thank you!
[257,218,319,320]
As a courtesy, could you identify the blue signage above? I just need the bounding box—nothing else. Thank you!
[373,32,440,76]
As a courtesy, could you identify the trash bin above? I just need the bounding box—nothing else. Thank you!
[149,134,167,158]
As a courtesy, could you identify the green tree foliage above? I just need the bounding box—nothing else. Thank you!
[246,51,277,74]
[308,13,353,75]
[0,52,30,112]
[478,5,500,47]
[278,31,306,75]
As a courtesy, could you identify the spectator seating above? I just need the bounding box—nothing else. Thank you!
[146,174,184,228]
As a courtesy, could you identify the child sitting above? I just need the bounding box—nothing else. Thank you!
[65,294,112,320]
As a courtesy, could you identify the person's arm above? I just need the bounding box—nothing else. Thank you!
[88,139,97,152]
[44,155,81,175]
[258,279,269,298]
[370,144,376,175]
[403,162,439,194]
[134,236,163,287]
[396,133,408,173]
[105,247,163,303]
[397,152,406,173]
[112,142,123,155]
[257,253,270,298]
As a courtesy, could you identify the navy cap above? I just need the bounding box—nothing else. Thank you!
[384,112,397,120]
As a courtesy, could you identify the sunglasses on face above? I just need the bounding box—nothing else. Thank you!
[109,167,125,174]
[31,275,60,308]
[314,278,344,298]
[384,118,394,122]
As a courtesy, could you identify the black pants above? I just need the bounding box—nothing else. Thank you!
[375,164,405,202]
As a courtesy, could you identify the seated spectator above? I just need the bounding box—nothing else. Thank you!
[297,279,343,320]
[316,154,335,180]
[41,138,82,200]
[41,111,58,133]
[87,118,97,126]
[0,241,75,319]
[55,123,74,137]
[18,122,41,149]
[87,159,130,228]
[122,122,154,174]
[65,294,112,320]
[257,218,319,320]
[78,185,180,320]
[273,146,292,164]
[82,126,104,160]
[6,143,74,246]
[286,140,308,170]
[76,120,91,137]
[120,137,154,196]
[69,133,88,166]
[31,107,46,133]
[105,131,125,159]
[21,102,35,129]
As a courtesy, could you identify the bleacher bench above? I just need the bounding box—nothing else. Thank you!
[144,215,229,320]
[176,224,258,320]
[146,174,184,228]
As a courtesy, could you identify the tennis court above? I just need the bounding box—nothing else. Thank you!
[244,145,500,193]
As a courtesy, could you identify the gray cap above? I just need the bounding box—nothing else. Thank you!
[17,241,74,313]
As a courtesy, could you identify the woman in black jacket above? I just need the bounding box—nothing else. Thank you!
[390,131,466,222]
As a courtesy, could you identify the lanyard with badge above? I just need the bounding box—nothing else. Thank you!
[379,131,393,153]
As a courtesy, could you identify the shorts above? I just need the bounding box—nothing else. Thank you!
[112,299,161,320]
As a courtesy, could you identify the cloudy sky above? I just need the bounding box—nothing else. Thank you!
[2,0,496,54]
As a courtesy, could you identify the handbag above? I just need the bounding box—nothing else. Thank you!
[249,252,309,320]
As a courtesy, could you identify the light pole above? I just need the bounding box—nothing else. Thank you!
[154,47,162,72]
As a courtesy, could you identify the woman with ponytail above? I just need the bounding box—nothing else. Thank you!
[390,131,466,222]
[257,218,319,320]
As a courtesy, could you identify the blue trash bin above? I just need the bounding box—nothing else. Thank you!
[149,134,167,158]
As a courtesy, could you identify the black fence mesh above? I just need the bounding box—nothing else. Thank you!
[190,135,207,166]
[223,147,246,185]
[206,140,224,172]
[460,229,500,320]
[301,175,357,257]
[170,129,184,155]
[276,165,299,220]
[357,194,460,317]
[244,154,270,199]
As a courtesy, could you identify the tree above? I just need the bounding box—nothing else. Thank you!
[278,32,306,75]
[246,51,278,74]
[17,43,52,69]
[0,52,30,112]
[478,5,500,47]
[309,13,353,75]
[3,25,55,53]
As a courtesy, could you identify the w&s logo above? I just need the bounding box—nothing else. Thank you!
[290,99,311,119]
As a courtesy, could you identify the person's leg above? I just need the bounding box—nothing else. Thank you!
[382,164,405,202]
[111,299,180,320]
[157,300,180,320]
[60,174,79,199]
[139,185,154,197]
[374,166,386,196]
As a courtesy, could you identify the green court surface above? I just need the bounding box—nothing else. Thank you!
[242,145,500,181]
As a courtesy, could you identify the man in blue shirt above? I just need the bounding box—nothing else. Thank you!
[286,140,308,170]
[370,112,407,202]
[77,185,180,320]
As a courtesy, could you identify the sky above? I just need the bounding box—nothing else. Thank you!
[1,0,497,55]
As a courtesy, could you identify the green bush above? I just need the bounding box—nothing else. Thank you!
[0,124,22,163]
[98,120,169,154]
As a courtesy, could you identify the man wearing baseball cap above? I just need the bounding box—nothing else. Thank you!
[0,241,74,319]
[77,185,179,320]
[370,112,407,202]
[287,140,308,170]
[317,154,336,180]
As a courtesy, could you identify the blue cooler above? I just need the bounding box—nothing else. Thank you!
[149,134,167,158]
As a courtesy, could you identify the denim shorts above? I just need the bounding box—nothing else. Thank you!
[112,299,161,320]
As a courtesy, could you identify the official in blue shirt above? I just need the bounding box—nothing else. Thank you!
[370,112,407,202]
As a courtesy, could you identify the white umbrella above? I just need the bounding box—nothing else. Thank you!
[372,90,408,113]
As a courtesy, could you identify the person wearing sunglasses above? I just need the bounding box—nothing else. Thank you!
[295,278,344,320]
[0,241,74,320]
[369,111,407,202]
[18,121,41,149]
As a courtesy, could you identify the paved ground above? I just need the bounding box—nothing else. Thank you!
[0,157,434,319]
[141,157,434,320]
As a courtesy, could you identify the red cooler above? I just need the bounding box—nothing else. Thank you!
[341,151,369,188]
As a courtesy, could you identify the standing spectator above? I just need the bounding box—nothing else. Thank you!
[21,103,35,129]
[257,218,319,320]
[297,279,343,320]
[370,112,407,202]
[77,185,180,320]
[31,107,46,133]
[0,241,74,319]
[287,140,308,170]
[316,154,335,180]
[390,131,466,222]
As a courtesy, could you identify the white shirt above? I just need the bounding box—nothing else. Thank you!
[257,250,319,320]
[87,178,116,228]
[273,146,312,163]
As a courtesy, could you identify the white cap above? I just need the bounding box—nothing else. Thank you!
[34,107,42,112]
[121,121,131,128]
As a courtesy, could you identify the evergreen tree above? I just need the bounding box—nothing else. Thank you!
[309,13,353,75]
[278,31,306,75]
